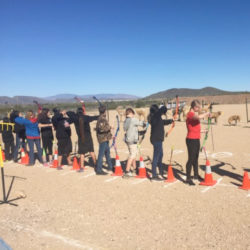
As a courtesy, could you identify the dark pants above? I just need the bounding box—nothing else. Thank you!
[152,141,163,177]
[27,139,43,165]
[4,140,14,160]
[42,136,53,155]
[14,134,26,161]
[96,141,112,173]
[186,138,200,180]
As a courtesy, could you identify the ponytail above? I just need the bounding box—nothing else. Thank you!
[79,116,85,144]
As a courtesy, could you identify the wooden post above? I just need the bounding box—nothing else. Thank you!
[0,145,6,202]
[246,98,249,123]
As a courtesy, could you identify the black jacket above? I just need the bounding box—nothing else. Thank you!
[149,106,173,143]
[9,112,26,139]
[66,111,98,139]
[0,119,14,143]
[52,113,72,140]
[37,115,53,139]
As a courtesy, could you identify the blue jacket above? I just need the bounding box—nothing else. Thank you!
[15,117,40,139]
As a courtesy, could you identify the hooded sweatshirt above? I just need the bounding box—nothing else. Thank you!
[148,106,173,143]
[123,117,144,144]
[15,117,40,139]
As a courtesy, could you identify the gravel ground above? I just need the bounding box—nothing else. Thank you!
[0,104,250,250]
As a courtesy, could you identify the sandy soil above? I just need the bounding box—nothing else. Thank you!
[0,104,250,250]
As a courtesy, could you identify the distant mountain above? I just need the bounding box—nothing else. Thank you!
[45,94,77,101]
[145,87,248,99]
[0,96,47,105]
[45,93,139,101]
[0,94,139,105]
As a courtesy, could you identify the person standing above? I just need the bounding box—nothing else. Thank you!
[96,106,113,175]
[37,108,54,165]
[0,117,15,161]
[67,107,98,170]
[10,110,26,162]
[15,110,44,166]
[52,109,73,169]
[185,100,210,185]
[123,108,146,178]
[148,104,173,181]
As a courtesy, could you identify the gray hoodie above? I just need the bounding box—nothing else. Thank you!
[124,117,144,144]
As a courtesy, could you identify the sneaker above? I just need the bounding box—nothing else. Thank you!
[57,166,63,170]
[151,176,163,182]
[43,163,50,167]
[96,171,108,175]
[193,175,203,182]
[158,175,165,180]
[185,179,195,186]
[26,163,34,167]
[131,169,137,176]
[77,168,84,173]
[122,172,132,178]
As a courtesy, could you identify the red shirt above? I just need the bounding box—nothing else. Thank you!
[186,111,201,139]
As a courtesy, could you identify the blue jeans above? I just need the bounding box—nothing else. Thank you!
[14,134,26,161]
[96,141,112,172]
[152,141,163,177]
[27,139,43,165]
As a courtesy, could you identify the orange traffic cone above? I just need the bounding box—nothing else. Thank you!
[20,148,29,165]
[51,150,58,168]
[2,150,5,162]
[200,160,217,186]
[71,156,80,170]
[136,156,147,178]
[239,172,250,190]
[24,152,29,165]
[165,165,176,182]
[111,155,123,176]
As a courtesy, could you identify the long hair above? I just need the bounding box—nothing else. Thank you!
[148,104,158,124]
[77,108,85,144]
[10,110,20,123]
[38,108,49,121]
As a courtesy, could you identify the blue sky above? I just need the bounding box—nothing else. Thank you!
[1,0,250,97]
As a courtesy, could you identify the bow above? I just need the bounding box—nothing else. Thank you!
[137,122,149,155]
[93,96,109,121]
[200,120,210,152]
[74,96,86,115]
[33,100,42,114]
[166,95,179,137]
[110,115,120,155]
[200,105,214,151]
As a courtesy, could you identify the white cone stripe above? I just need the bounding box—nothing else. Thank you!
[206,165,212,174]
[139,161,145,168]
